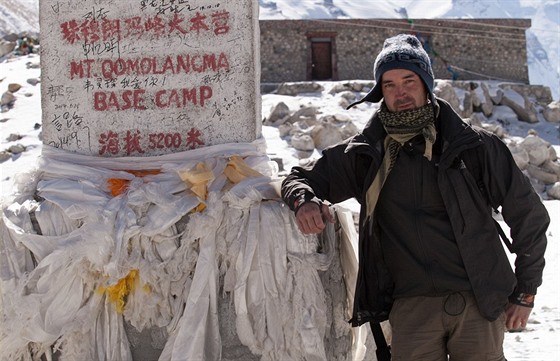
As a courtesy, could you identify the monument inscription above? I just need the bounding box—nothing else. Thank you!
[40,0,261,156]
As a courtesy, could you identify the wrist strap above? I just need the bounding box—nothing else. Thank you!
[293,194,321,216]
[510,293,535,308]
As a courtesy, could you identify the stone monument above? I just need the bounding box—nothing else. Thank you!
[0,1,366,360]
[40,0,261,156]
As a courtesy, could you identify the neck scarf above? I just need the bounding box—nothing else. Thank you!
[364,102,437,221]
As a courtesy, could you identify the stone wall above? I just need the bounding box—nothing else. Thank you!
[260,19,531,84]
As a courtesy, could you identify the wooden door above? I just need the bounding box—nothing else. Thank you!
[311,41,332,80]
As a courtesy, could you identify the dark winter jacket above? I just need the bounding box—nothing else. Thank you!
[281,98,549,326]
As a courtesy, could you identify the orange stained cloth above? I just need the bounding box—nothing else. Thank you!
[107,169,161,197]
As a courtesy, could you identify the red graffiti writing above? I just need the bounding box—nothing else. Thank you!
[186,128,204,149]
[148,132,182,149]
[98,130,120,155]
[124,130,145,155]
[70,53,230,79]
[60,11,230,44]
[211,11,230,35]
[155,87,213,108]
[94,89,147,111]
[98,128,205,155]
[93,86,212,111]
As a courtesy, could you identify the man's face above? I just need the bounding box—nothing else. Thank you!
[381,69,428,112]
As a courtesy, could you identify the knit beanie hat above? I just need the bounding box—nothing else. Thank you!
[347,34,435,108]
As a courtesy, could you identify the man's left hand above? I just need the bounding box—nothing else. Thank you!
[505,303,532,331]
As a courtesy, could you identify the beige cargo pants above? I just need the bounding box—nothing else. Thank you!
[389,292,507,361]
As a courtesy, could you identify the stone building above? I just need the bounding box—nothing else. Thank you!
[260,19,531,84]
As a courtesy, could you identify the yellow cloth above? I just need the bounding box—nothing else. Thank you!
[179,162,215,200]
[98,269,140,314]
[224,156,263,183]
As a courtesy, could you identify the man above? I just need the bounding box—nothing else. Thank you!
[281,34,549,360]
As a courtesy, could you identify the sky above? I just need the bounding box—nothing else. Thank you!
[1,0,559,360]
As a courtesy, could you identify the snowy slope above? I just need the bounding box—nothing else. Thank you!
[0,0,39,37]
[1,0,558,99]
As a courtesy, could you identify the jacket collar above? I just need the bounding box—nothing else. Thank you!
[344,97,482,166]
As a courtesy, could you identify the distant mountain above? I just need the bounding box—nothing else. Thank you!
[1,0,557,100]
[0,0,38,37]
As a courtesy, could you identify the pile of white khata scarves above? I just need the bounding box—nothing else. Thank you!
[0,141,368,361]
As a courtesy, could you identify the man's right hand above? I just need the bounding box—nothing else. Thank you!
[295,203,335,234]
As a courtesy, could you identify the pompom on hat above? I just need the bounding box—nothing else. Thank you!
[347,34,435,109]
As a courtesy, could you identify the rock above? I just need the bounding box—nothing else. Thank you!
[290,133,315,151]
[320,113,352,123]
[480,83,494,117]
[265,102,290,125]
[328,83,354,94]
[491,89,504,105]
[508,143,530,170]
[549,146,558,161]
[529,177,547,194]
[518,134,552,166]
[543,101,560,123]
[318,114,359,140]
[278,123,292,137]
[327,81,372,94]
[0,150,11,163]
[26,61,41,69]
[499,94,538,123]
[462,91,473,118]
[541,160,560,178]
[288,121,310,135]
[8,144,26,154]
[339,121,359,140]
[524,95,538,120]
[481,123,505,138]
[338,97,350,109]
[293,116,319,131]
[3,33,19,42]
[8,83,22,93]
[1,91,16,107]
[434,81,461,113]
[338,91,357,103]
[6,133,23,142]
[27,78,40,86]
[350,81,373,92]
[500,83,553,106]
[287,106,319,124]
[0,40,16,58]
[276,82,324,96]
[471,90,482,109]
[311,123,343,150]
[467,113,483,127]
[527,164,559,185]
[547,182,560,200]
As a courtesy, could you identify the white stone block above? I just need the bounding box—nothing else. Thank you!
[40,0,261,156]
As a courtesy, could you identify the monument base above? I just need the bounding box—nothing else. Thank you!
[0,143,381,360]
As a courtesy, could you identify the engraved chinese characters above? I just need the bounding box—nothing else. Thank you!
[40,0,260,156]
